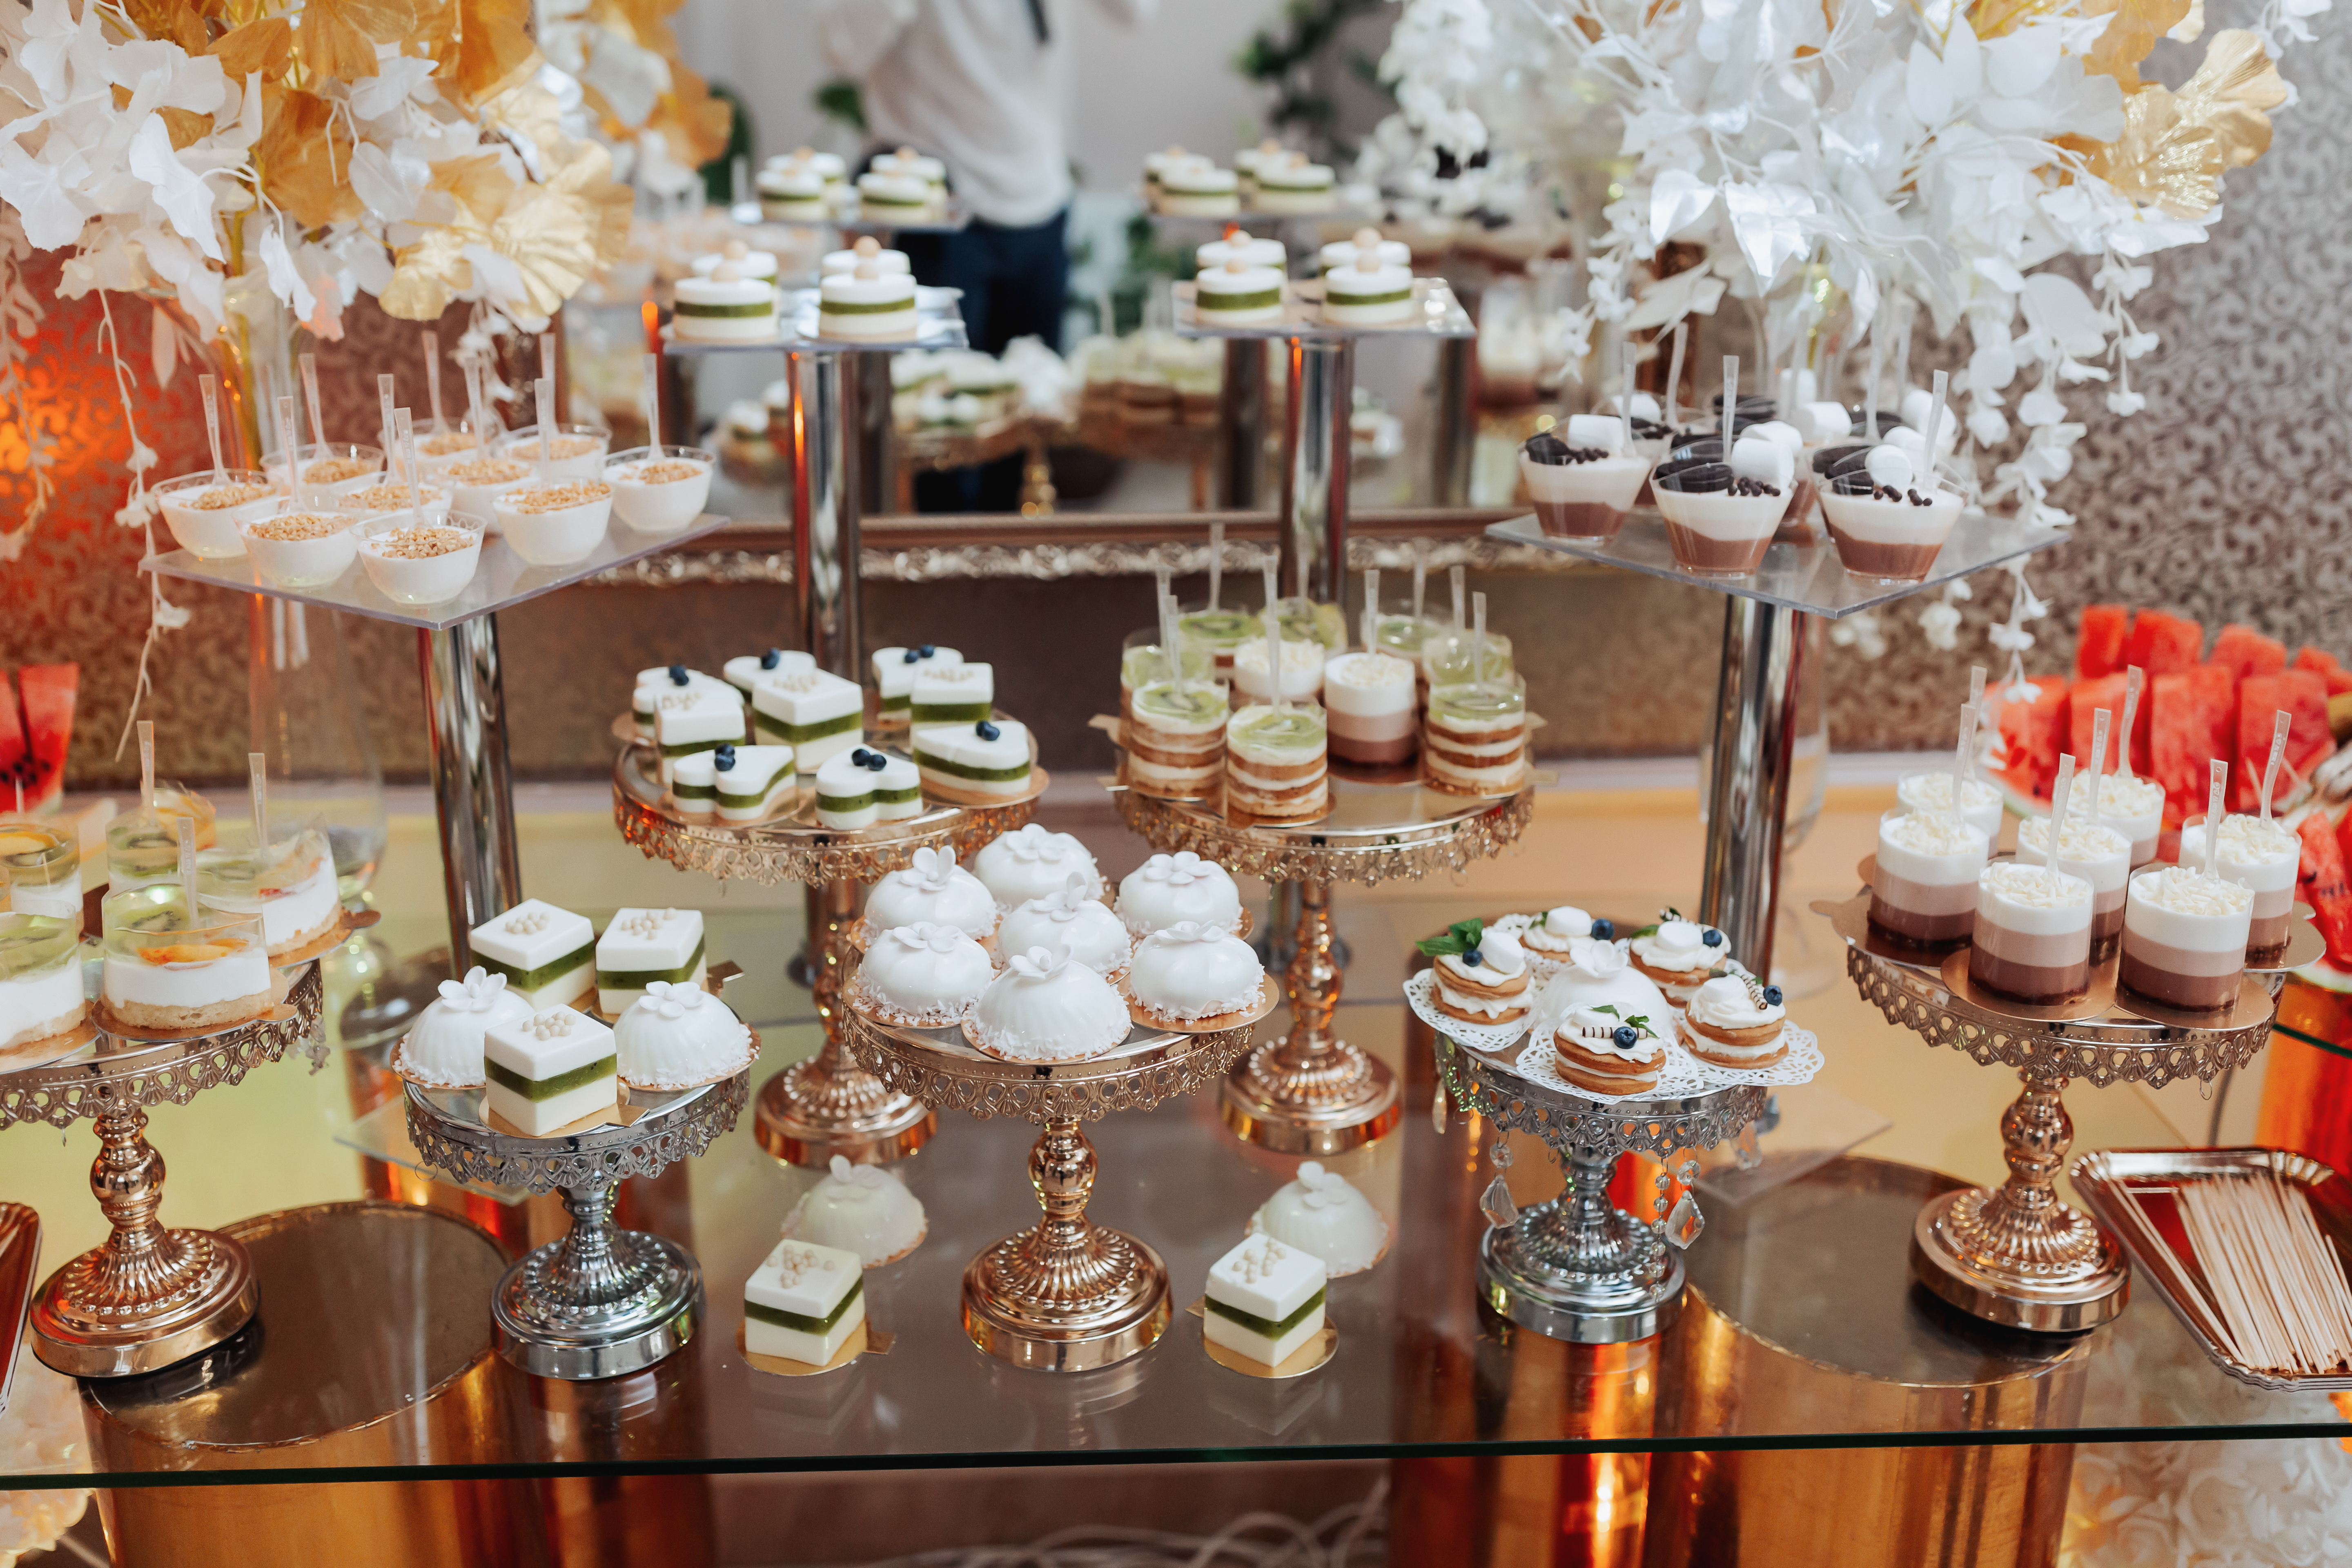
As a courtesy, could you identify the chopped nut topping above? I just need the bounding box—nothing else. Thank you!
[183,483,274,510]
[337,483,447,511]
[249,512,351,541]
[366,526,474,560]
[445,458,528,484]
[416,431,476,455]
[616,460,706,485]
[503,481,613,514]
[504,434,602,460]
[302,457,376,485]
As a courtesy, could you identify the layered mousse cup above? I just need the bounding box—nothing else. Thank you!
[1322,650,1418,765]
[2119,864,2253,1011]
[2017,812,2134,952]
[1177,606,1261,676]
[1519,420,1650,541]
[1968,860,2094,1003]
[2178,814,2300,960]
[1652,446,1790,576]
[0,820,79,926]
[2081,774,2164,866]
[1896,770,2004,845]
[1820,472,1965,583]
[1869,808,1989,946]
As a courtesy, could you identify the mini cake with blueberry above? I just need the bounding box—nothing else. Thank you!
[752,668,865,772]
[1519,905,1613,960]
[1551,1004,1665,1096]
[669,743,795,823]
[633,664,734,738]
[1677,967,1790,1069]
[724,648,813,699]
[1416,919,1532,1028]
[913,718,1031,802]
[1627,911,1729,1006]
[815,745,921,829]
[908,662,993,726]
[870,644,961,728]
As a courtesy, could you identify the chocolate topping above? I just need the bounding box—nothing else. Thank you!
[1653,457,1732,493]
[1813,443,1873,477]
[1523,431,1612,466]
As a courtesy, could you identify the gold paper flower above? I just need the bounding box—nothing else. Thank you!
[2088,30,2287,216]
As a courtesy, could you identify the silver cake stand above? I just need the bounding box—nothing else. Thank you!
[1432,1033,1769,1344]
[403,1069,751,1379]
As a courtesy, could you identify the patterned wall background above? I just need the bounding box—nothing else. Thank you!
[1,18,2345,789]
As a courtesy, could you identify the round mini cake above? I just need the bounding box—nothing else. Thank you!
[673,263,778,343]
[1320,254,1414,326]
[691,242,780,283]
[819,259,918,339]
[1125,921,1266,1028]
[1249,1161,1388,1275]
[973,823,1105,907]
[782,1154,927,1267]
[1628,914,1729,1006]
[852,920,993,1026]
[1197,231,1286,272]
[966,948,1132,1062]
[1678,970,1789,1069]
[1158,163,1240,216]
[613,978,754,1089]
[1552,1005,1666,1096]
[757,163,830,219]
[1423,922,1532,1027]
[771,146,846,191]
[996,875,1132,978]
[1252,158,1336,213]
[1318,229,1410,274]
[856,169,936,216]
[864,846,998,941]
[822,238,911,278]
[1117,851,1243,939]
[1519,905,1613,961]
[397,966,531,1087]
[1195,259,1284,325]
[871,146,947,187]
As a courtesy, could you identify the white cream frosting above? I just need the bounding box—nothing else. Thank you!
[1543,941,1673,1019]
[401,967,532,1085]
[1977,862,2092,939]
[2125,865,2256,954]
[1521,451,1650,508]
[1321,652,1416,717]
[1880,808,1991,863]
[1822,486,1965,545]
[1654,486,1788,539]
[969,948,1132,1060]
[865,846,997,939]
[2017,815,2133,894]
[972,824,1104,907]
[0,958,82,1048]
[1558,1004,1666,1064]
[995,875,1132,976]
[2133,864,2256,918]
[2179,815,2299,893]
[1684,974,1785,1032]
[1127,921,1265,1018]
[1117,852,1243,936]
[614,980,751,1088]
[1230,638,1326,702]
[856,921,995,1021]
[2070,772,2165,822]
[1631,918,1719,973]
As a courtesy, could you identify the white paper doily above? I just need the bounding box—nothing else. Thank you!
[1403,969,1534,1054]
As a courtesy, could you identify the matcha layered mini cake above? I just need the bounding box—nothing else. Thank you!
[632,665,733,737]
[685,744,793,822]
[673,264,778,344]
[914,719,1032,802]
[745,1239,865,1365]
[723,648,813,699]
[1205,1235,1327,1368]
[654,684,745,786]
[819,258,920,339]
[483,1007,617,1136]
[815,746,922,829]
[751,669,864,772]
[1194,260,1285,326]
[909,661,993,726]
[593,906,707,1016]
[470,899,596,1010]
[870,644,961,726]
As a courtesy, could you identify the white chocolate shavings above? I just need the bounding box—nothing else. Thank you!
[924,665,987,688]
[2070,772,2163,817]
[1881,811,1987,858]
[2138,864,2256,917]
[503,910,550,935]
[1898,772,1999,811]
[2017,814,2131,863]
[1327,653,1414,688]
[2209,813,2299,865]
[523,1010,577,1040]
[1981,860,2091,908]
[1225,1236,1297,1286]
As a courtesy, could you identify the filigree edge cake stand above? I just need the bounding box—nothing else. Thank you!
[613,744,1035,1167]
[1432,1032,1768,1344]
[845,1008,1255,1371]
[1820,890,2292,1332]
[404,1067,751,1379]
[1,961,326,1376]
[1115,781,1533,1155]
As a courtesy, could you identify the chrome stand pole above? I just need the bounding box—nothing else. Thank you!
[419,617,523,972]
[1216,340,1268,508]
[1697,599,1811,977]
[789,347,861,990]
[1277,338,1352,601]
[1430,337,1473,506]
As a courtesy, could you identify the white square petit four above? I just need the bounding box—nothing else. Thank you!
[751,669,865,771]
[909,662,993,726]
[724,648,813,697]
[912,718,1031,800]
[813,746,924,829]
[745,1238,866,1365]
[470,899,596,1009]
[594,906,707,1015]
[711,744,796,822]
[655,686,746,786]
[633,666,733,735]
[483,1007,617,1135]
[871,645,962,719]
[1204,1235,1326,1367]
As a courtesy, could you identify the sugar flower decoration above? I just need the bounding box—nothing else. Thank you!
[436,966,512,1012]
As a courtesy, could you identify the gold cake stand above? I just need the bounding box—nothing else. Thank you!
[1114,773,1533,1154]
[1818,889,2314,1332]
[0,962,325,1375]
[613,744,1035,1167]
[844,1007,1260,1371]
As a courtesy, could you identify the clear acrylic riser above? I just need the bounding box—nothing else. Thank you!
[1170,279,1474,342]
[662,289,968,356]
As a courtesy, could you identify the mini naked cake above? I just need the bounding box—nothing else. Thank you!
[1125,921,1267,1028]
[996,874,1132,978]
[864,846,998,942]
[1820,444,1964,582]
[1125,679,1230,797]
[1519,419,1651,541]
[1868,809,1990,947]
[819,260,918,339]
[1678,970,1790,1068]
[1968,861,2094,1004]
[1319,255,1414,326]
[2119,864,2254,1012]
[967,948,1133,1063]
[852,921,994,1026]
[1321,651,1417,766]
[2178,814,2299,960]
[1417,920,1532,1027]
[2016,813,2133,951]
[673,263,779,343]
[1553,1005,1665,1096]
[1226,703,1330,821]
[1422,683,1528,796]
[1117,851,1243,939]
[1194,259,1283,325]
[1627,914,1730,1006]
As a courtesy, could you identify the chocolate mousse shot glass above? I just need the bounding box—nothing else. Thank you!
[1651,439,1791,577]
[2118,864,2254,1012]
[1519,417,1652,541]
[1967,861,2094,1003]
[1869,808,1990,946]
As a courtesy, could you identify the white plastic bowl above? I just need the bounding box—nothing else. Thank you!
[492,483,615,566]
[238,503,363,587]
[604,447,715,533]
[154,470,275,559]
[494,426,609,483]
[356,514,486,606]
[439,455,533,527]
[265,443,384,501]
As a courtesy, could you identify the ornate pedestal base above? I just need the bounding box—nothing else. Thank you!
[1478,1164,1686,1346]
[961,1118,1170,1372]
[495,1187,702,1381]
[1909,1074,2128,1333]
[1221,880,1401,1155]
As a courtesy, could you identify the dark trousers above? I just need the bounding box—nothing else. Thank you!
[900,207,1069,512]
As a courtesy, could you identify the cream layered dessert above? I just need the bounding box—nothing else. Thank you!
[1204,1236,1325,1369]
[1319,229,1408,273]
[1321,256,1414,326]
[1119,642,1211,718]
[909,661,993,726]
[1821,444,1964,581]
[1651,438,1791,575]
[653,684,744,786]
[1426,924,1531,1027]
[2120,864,2254,1011]
[2074,772,2164,866]
[1226,703,1330,821]
[912,718,1032,802]
[1253,159,1336,213]
[0,913,85,1050]
[1897,771,2004,845]
[753,668,864,772]
[470,898,596,1010]
[819,261,918,339]
[2016,813,2134,951]
[871,146,947,188]
[104,789,215,893]
[1158,163,1240,217]
[155,471,276,559]
[822,238,909,277]
[1552,1005,1665,1096]
[1968,861,2094,1003]
[1199,231,1286,271]
[592,906,706,1017]
[675,258,781,343]
[1869,809,1990,945]
[1321,650,1417,765]
[724,650,813,701]
[1125,679,1229,797]
[99,885,272,1032]
[483,1007,616,1135]
[746,1240,865,1367]
[757,162,831,219]
[1177,606,1261,674]
[1194,260,1284,325]
[1229,637,1325,705]
[1519,418,1651,541]
[1422,681,1528,796]
[872,643,962,726]
[2178,813,2301,959]
[1628,915,1729,1007]
[812,746,918,829]
[1679,971,1790,1068]
[197,821,341,956]
[1146,145,1209,191]
[691,242,779,284]
[396,967,529,1087]
[857,171,937,218]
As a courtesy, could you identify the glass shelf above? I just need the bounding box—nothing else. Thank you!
[1171,280,1474,341]
[1483,511,2070,619]
[138,513,733,632]
[15,987,2345,1490]
[661,289,969,356]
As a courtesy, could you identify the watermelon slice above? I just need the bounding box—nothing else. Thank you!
[2124,609,2205,675]
[2077,604,2129,680]
[2305,812,2352,969]
[2209,624,2287,686]
[0,666,74,815]
[2149,666,2235,826]
[2069,674,2127,773]
[2234,670,2334,811]
[2295,646,2352,697]
[1996,679,2069,799]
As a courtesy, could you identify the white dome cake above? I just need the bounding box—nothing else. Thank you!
[399,966,532,1087]
[782,1154,927,1267]
[972,823,1104,907]
[612,979,754,1090]
[1116,851,1243,939]
[966,948,1132,1062]
[995,873,1131,978]
[1250,1160,1389,1276]
[1125,921,1266,1028]
[864,846,997,941]
[852,921,993,1026]
[1543,937,1672,1022]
